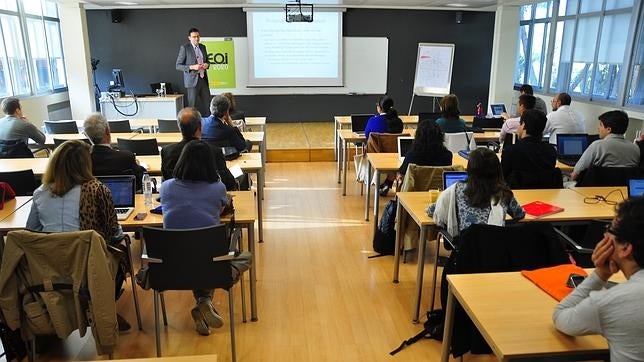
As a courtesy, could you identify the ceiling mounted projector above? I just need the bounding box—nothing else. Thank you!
[285,1,313,22]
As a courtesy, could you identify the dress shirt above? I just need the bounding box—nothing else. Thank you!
[499,116,520,143]
[544,105,586,144]
[573,133,641,175]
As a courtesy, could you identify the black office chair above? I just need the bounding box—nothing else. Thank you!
[107,120,132,133]
[43,120,78,134]
[0,140,33,158]
[0,170,39,196]
[141,225,247,360]
[53,138,92,148]
[506,167,563,189]
[502,132,517,147]
[576,166,644,187]
[472,116,504,129]
[157,119,180,133]
[417,112,441,122]
[117,138,159,156]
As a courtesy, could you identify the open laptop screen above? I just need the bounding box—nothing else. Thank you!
[557,134,589,157]
[397,136,414,159]
[350,114,371,133]
[443,171,468,190]
[96,175,135,208]
[490,104,506,117]
[628,178,644,198]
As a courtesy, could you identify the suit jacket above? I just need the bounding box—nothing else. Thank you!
[175,42,209,88]
[501,136,561,189]
[202,115,250,152]
[91,145,144,191]
[160,137,237,191]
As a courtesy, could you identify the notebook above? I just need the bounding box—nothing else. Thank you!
[397,136,414,161]
[522,201,564,218]
[489,104,507,117]
[628,178,644,198]
[556,134,589,167]
[350,114,371,136]
[97,175,136,221]
[442,171,468,190]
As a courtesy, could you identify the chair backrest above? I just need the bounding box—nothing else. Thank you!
[0,170,38,196]
[107,120,132,133]
[472,117,503,129]
[142,225,233,291]
[400,164,465,192]
[44,120,79,134]
[117,138,159,155]
[53,138,92,148]
[502,132,517,148]
[444,132,474,153]
[157,119,180,133]
[506,167,563,190]
[576,166,644,187]
[0,140,33,158]
[638,140,643,168]
[366,132,410,153]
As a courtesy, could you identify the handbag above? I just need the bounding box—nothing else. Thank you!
[0,182,16,210]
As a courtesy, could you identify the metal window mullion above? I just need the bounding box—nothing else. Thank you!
[543,0,560,93]
[0,15,16,96]
[16,0,36,95]
[616,0,642,106]
[588,8,605,101]
[566,10,580,96]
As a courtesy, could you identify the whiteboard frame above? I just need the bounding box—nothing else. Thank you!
[412,43,455,97]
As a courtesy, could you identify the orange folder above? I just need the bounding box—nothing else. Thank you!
[522,264,588,301]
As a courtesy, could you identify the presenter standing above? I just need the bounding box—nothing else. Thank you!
[176,27,210,116]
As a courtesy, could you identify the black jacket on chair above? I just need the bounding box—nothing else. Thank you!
[501,136,561,189]
[91,145,145,190]
[441,223,569,358]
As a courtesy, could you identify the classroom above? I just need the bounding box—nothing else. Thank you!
[1,0,644,361]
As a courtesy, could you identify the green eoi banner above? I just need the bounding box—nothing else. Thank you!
[202,39,236,89]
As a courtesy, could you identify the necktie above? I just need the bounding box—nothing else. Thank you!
[194,46,204,78]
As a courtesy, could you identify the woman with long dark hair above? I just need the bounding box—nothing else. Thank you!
[427,147,524,236]
[398,119,452,177]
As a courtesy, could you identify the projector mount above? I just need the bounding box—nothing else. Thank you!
[285,0,313,22]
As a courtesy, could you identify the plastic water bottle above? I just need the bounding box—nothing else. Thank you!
[142,173,153,207]
[475,102,483,117]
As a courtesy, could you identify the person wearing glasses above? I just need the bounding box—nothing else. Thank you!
[543,93,586,145]
[553,197,644,361]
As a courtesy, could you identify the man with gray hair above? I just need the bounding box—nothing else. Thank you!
[83,113,145,190]
[202,94,252,152]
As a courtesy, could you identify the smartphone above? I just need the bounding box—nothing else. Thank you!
[134,212,147,221]
[566,273,586,288]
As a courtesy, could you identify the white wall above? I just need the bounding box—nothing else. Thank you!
[489,4,644,141]
[17,92,70,128]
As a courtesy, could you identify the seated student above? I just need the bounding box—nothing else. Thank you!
[364,95,403,141]
[501,84,548,119]
[427,147,525,237]
[553,197,644,361]
[499,94,536,143]
[160,107,237,191]
[202,95,252,153]
[0,97,46,156]
[435,94,467,134]
[222,92,245,130]
[83,113,145,190]
[25,140,131,331]
[501,109,560,189]
[397,119,452,177]
[160,140,251,336]
[544,92,586,145]
[571,110,640,181]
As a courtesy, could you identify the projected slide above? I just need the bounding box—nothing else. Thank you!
[247,10,342,87]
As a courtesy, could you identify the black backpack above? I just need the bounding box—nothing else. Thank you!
[390,309,444,355]
[371,199,397,256]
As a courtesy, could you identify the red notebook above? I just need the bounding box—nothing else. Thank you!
[522,201,564,218]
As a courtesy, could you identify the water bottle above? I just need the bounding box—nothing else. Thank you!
[475,102,483,117]
[142,173,153,207]
[160,83,167,97]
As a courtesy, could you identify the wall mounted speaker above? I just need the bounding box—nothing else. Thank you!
[456,11,463,24]
[111,10,122,23]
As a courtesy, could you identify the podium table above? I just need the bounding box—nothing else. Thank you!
[100,95,183,120]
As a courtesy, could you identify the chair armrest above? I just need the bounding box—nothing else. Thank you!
[552,228,593,254]
[141,253,163,263]
[437,228,457,251]
[213,252,236,262]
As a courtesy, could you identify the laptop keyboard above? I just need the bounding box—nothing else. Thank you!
[115,208,129,214]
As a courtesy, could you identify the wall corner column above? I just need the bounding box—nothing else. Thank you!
[489,4,520,109]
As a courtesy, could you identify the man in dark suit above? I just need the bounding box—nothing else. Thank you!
[202,95,253,152]
[161,107,237,190]
[83,113,145,190]
[176,27,210,116]
[501,109,561,189]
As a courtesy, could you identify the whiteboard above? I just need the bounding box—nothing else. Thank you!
[412,43,455,97]
[206,37,387,95]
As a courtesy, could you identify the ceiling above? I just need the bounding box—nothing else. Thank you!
[81,0,537,11]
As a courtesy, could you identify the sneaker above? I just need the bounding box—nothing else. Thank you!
[197,299,224,329]
[190,307,210,336]
[117,313,131,332]
[379,183,391,197]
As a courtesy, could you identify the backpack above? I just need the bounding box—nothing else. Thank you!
[371,199,397,256]
[390,309,444,355]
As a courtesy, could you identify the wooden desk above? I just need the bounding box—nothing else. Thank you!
[473,131,500,142]
[245,116,266,132]
[120,191,259,322]
[0,158,48,175]
[364,153,402,235]
[74,119,159,132]
[37,132,139,147]
[394,188,618,322]
[100,95,183,120]
[105,355,217,362]
[441,272,618,361]
[135,153,265,243]
[570,186,628,202]
[0,196,32,226]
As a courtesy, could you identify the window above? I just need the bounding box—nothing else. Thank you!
[0,0,66,97]
[514,0,636,106]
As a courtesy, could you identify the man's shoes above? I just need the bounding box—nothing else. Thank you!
[117,313,131,332]
[197,298,224,329]
[191,307,211,336]
[379,183,391,197]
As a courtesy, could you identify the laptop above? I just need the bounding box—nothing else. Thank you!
[350,114,371,136]
[556,134,589,167]
[418,112,441,122]
[443,171,468,190]
[628,178,644,198]
[97,175,136,221]
[489,104,507,117]
[397,136,414,161]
